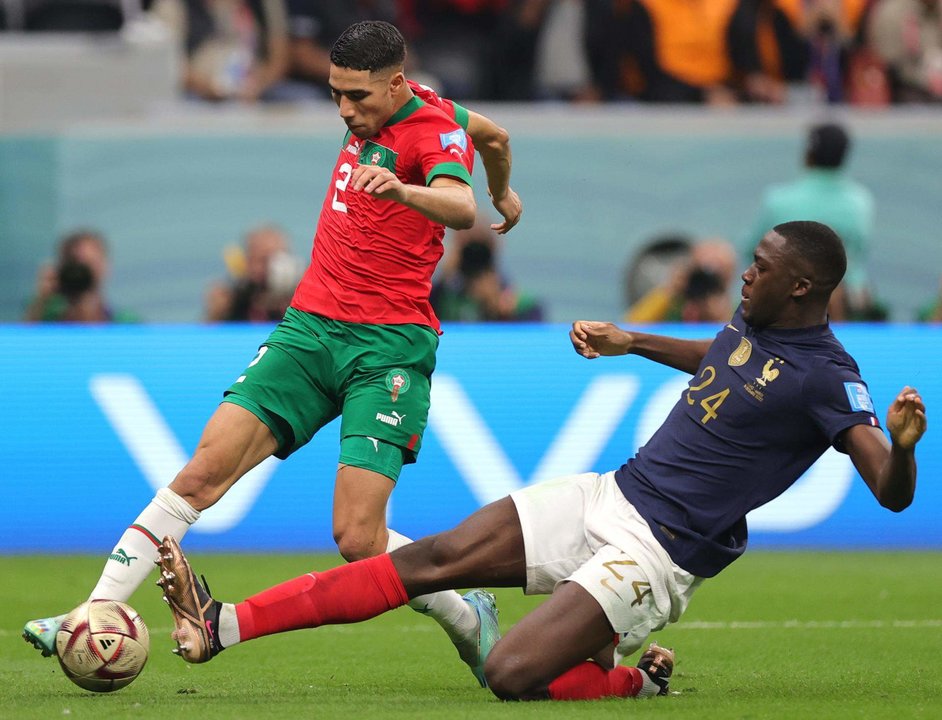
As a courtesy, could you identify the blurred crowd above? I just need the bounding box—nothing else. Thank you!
[622,120,894,325]
[23,208,942,326]
[21,120,942,326]
[10,3,942,325]
[3,0,942,106]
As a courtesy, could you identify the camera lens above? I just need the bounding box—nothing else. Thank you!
[57,260,95,299]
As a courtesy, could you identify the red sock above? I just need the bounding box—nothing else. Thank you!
[235,553,409,641]
[547,661,645,700]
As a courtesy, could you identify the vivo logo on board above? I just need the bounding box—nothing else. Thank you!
[89,373,854,536]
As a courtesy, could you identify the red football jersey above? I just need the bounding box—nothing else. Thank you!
[408,80,471,129]
[291,89,474,333]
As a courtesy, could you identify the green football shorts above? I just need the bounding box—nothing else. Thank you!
[223,307,438,466]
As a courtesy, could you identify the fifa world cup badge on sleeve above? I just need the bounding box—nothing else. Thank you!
[440,129,468,151]
[844,382,875,413]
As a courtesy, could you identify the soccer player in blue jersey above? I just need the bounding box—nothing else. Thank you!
[156,220,925,701]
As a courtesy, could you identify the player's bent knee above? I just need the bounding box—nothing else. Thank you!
[334,530,386,561]
[483,648,539,700]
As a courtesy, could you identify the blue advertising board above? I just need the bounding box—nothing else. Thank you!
[1,323,939,552]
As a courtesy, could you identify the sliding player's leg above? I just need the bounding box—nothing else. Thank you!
[482,579,671,700]
[156,497,527,667]
[158,471,688,701]
[332,458,501,686]
[482,470,697,700]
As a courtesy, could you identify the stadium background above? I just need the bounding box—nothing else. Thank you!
[1,28,940,556]
[2,111,942,324]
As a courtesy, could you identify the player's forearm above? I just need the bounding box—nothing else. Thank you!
[478,133,512,201]
[873,444,916,512]
[628,333,712,374]
[401,184,476,229]
[467,112,512,200]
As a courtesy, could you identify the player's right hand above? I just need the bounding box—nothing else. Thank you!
[351,164,405,201]
[570,321,633,359]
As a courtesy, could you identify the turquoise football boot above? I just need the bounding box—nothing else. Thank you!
[458,589,501,688]
[23,614,68,657]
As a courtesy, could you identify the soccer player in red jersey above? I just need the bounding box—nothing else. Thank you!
[155,221,925,701]
[24,20,521,688]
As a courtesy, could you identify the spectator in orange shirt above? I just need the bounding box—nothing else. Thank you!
[592,0,783,104]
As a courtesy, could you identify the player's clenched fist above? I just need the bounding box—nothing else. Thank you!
[570,321,633,359]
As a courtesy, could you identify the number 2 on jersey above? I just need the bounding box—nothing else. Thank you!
[332,162,352,213]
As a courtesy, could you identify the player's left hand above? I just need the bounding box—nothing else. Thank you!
[489,187,522,234]
[351,164,404,201]
[885,386,927,450]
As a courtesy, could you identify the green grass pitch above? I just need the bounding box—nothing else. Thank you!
[3,551,941,719]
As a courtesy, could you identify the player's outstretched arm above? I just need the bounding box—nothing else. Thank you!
[570,321,712,374]
[844,386,926,512]
[466,110,521,234]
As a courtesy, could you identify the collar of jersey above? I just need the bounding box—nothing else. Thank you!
[385,95,424,127]
[751,321,831,340]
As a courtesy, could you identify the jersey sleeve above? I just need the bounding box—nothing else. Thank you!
[408,80,470,129]
[802,358,881,452]
[405,112,475,188]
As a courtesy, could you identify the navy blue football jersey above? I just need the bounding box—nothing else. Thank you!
[615,307,880,577]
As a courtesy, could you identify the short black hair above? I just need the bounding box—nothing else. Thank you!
[807,123,849,169]
[773,220,846,292]
[330,21,406,73]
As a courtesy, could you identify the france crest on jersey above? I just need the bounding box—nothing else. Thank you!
[440,129,467,151]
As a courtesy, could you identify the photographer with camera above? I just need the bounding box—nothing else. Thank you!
[431,220,543,323]
[24,230,138,323]
[204,224,302,323]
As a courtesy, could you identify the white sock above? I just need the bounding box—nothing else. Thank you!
[217,603,240,648]
[385,529,478,645]
[637,670,662,698]
[89,488,200,601]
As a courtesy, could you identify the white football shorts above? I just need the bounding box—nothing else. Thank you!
[510,470,702,662]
